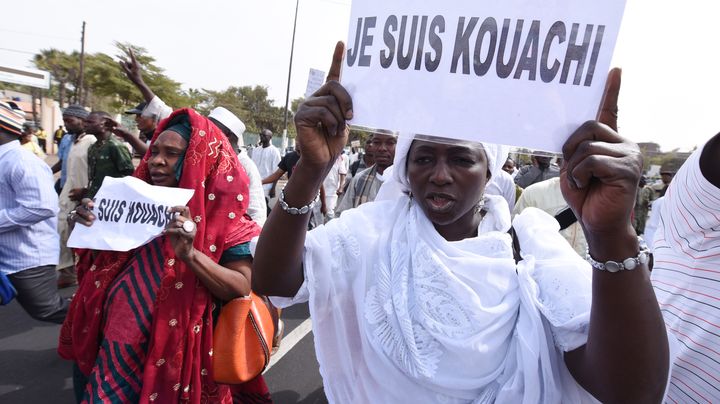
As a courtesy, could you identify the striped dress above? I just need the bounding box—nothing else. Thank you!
[79,238,271,403]
[82,238,165,402]
[651,145,720,403]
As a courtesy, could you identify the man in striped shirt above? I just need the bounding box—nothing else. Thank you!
[651,132,720,402]
[336,132,397,215]
[0,101,68,323]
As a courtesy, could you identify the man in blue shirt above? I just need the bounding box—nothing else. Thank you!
[0,101,68,323]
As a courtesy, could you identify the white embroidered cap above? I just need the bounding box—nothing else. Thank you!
[209,107,246,146]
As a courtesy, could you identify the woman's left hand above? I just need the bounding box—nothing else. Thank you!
[165,206,197,261]
[561,68,643,259]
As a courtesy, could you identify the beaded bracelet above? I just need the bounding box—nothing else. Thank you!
[586,238,650,272]
[278,187,320,215]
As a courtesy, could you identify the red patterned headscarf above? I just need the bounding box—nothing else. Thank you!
[59,109,260,403]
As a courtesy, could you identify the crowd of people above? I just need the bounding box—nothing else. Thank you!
[0,40,718,403]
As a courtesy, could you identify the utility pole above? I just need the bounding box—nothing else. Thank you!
[30,88,38,124]
[77,21,86,104]
[282,0,299,152]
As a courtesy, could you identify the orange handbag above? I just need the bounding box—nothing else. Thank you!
[213,292,275,384]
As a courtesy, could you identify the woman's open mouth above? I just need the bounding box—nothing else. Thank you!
[426,193,455,212]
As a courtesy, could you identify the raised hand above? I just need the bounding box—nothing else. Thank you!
[560,68,642,260]
[119,49,144,85]
[294,41,353,170]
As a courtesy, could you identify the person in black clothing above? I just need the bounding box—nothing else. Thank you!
[262,150,326,228]
[514,155,560,188]
[349,136,375,177]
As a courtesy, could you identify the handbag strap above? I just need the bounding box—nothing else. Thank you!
[509,227,522,264]
[257,294,279,334]
[554,207,578,231]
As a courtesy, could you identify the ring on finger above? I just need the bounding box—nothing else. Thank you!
[182,220,196,233]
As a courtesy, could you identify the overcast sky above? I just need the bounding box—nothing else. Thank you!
[3,0,717,151]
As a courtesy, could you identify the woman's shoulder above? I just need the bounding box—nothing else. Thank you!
[320,198,404,241]
[338,198,402,221]
[512,207,585,260]
[513,207,559,231]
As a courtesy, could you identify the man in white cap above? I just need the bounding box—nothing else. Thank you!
[208,107,266,227]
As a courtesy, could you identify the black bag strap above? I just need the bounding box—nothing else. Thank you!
[509,227,522,264]
[554,207,578,231]
[510,206,577,264]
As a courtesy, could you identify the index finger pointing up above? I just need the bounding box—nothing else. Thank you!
[596,67,621,132]
[326,41,345,83]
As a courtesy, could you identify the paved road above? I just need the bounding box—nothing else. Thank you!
[0,287,76,403]
[0,287,326,403]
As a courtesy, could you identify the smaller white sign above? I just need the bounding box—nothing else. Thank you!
[67,176,195,252]
[304,68,326,98]
[0,65,50,89]
[647,164,661,178]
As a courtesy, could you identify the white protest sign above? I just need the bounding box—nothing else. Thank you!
[67,176,194,252]
[647,164,661,178]
[305,68,327,98]
[342,0,626,152]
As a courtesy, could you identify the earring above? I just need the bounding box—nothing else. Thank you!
[475,195,486,214]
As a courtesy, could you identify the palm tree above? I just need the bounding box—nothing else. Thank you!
[34,49,78,107]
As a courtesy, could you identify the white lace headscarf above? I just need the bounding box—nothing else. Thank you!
[377,134,510,206]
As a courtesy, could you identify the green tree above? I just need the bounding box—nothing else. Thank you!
[202,85,289,134]
[114,42,193,109]
[33,49,79,106]
[185,88,210,115]
[31,44,202,113]
[28,43,301,125]
[291,97,304,114]
[83,52,135,110]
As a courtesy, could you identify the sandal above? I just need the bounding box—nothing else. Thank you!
[272,319,285,355]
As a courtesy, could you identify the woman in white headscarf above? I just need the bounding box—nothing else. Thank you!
[253,43,670,403]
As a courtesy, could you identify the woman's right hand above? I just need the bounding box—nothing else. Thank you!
[294,41,353,170]
[69,198,96,227]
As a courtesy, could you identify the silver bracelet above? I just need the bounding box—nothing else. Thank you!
[278,187,320,215]
[586,239,650,272]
